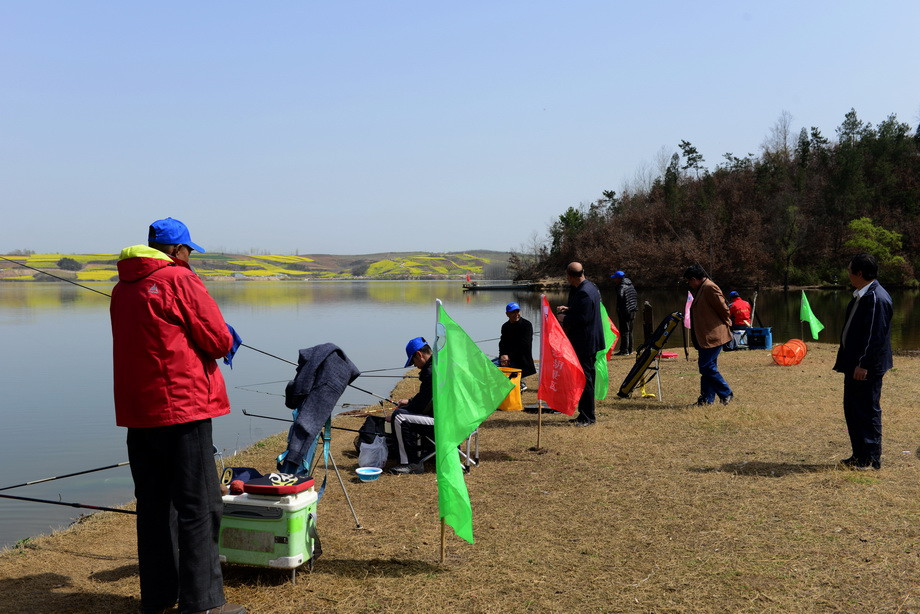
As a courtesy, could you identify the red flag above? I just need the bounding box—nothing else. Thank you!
[466,273,471,283]
[605,314,620,360]
[537,295,586,416]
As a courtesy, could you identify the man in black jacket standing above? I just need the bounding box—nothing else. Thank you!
[610,270,638,355]
[833,253,893,471]
[556,262,604,426]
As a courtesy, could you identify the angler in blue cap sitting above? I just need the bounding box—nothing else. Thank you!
[498,302,535,390]
[387,337,434,474]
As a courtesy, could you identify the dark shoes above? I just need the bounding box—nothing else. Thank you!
[568,418,595,427]
[693,395,733,407]
[390,463,425,475]
[185,604,247,614]
[839,456,881,471]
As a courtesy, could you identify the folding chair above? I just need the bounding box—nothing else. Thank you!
[419,429,479,472]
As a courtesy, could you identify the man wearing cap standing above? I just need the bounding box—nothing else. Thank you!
[110,218,245,614]
[610,270,638,355]
[556,262,604,426]
[498,302,536,389]
[388,337,434,474]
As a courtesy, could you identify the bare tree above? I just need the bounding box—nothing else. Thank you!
[762,110,794,161]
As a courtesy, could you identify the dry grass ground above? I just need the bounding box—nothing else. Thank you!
[1,344,918,613]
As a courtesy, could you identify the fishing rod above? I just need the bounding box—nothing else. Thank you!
[241,409,366,434]
[0,492,137,515]
[0,255,111,297]
[0,462,130,493]
[3,257,398,406]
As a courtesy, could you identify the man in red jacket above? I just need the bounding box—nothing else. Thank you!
[111,218,245,614]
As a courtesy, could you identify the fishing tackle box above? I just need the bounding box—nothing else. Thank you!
[745,326,773,349]
[218,487,318,576]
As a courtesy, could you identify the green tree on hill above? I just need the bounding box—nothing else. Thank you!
[57,257,83,271]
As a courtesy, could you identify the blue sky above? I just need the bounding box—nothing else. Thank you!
[3,1,919,255]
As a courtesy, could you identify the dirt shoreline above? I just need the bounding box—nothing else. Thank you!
[2,344,918,613]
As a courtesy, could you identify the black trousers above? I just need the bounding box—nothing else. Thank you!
[127,419,225,614]
[618,312,635,354]
[577,357,597,424]
[842,374,884,465]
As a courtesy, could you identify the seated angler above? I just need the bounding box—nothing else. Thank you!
[388,337,434,475]
[498,302,536,390]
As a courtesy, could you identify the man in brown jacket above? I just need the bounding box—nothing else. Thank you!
[684,264,733,405]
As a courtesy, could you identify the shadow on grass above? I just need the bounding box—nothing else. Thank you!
[89,564,137,582]
[320,557,443,578]
[610,400,685,411]
[689,461,837,477]
[0,572,136,613]
[485,416,566,428]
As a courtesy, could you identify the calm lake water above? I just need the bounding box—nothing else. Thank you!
[1,280,917,548]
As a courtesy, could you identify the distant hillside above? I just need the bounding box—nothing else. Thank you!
[0,250,513,281]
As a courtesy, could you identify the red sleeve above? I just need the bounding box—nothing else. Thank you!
[173,272,233,359]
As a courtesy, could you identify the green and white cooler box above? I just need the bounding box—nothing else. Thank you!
[219,488,318,569]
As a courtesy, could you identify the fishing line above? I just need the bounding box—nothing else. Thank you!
[241,409,366,434]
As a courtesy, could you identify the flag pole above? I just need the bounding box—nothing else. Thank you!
[434,298,443,562]
[537,400,543,449]
[440,517,447,563]
[536,294,546,451]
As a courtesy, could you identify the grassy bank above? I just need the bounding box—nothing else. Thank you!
[1,344,918,613]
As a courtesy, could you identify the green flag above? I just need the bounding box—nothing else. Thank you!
[800,290,824,340]
[594,303,619,399]
[433,301,514,544]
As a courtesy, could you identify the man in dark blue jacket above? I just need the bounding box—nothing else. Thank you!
[556,262,604,426]
[610,270,638,355]
[833,253,893,471]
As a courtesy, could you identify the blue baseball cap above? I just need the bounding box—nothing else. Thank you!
[505,302,520,312]
[610,270,625,279]
[404,336,428,367]
[729,291,739,299]
[149,217,206,253]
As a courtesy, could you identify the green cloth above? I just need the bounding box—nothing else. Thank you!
[800,290,825,340]
[433,302,514,544]
[594,303,619,399]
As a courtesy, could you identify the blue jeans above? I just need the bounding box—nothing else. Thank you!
[697,346,732,403]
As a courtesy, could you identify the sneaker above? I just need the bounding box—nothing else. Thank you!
[186,604,247,614]
[573,420,595,427]
[692,396,713,407]
[520,382,528,392]
[720,394,734,405]
[389,463,425,475]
